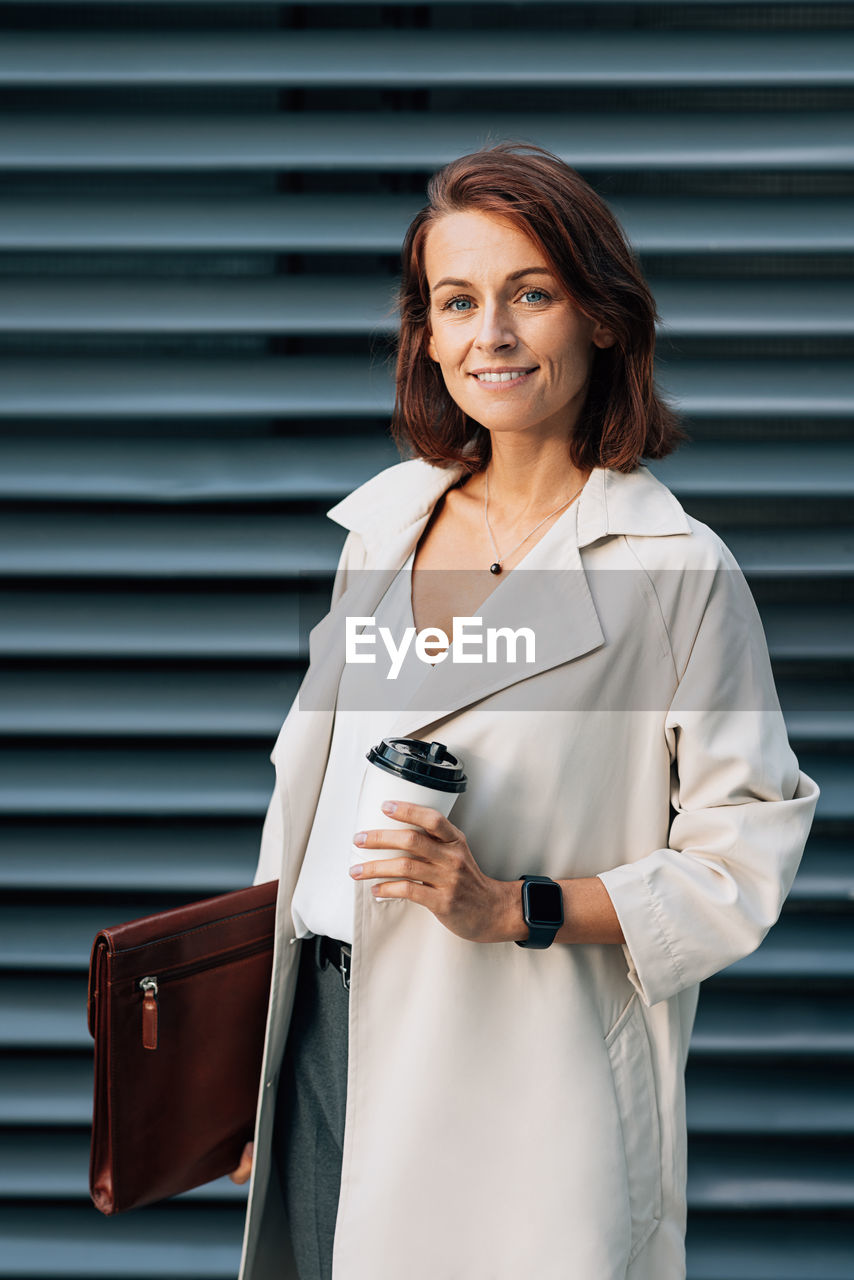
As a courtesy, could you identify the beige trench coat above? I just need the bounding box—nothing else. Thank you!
[237,459,819,1280]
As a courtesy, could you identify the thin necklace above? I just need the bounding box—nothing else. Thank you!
[483,469,585,574]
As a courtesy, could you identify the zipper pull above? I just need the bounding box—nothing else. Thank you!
[139,976,158,1050]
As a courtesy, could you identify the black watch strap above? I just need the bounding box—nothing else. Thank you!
[515,875,564,950]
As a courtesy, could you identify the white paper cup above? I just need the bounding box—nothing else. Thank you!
[350,739,466,894]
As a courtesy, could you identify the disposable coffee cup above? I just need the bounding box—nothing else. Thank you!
[351,737,467,894]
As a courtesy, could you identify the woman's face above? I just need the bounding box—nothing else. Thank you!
[423,209,615,442]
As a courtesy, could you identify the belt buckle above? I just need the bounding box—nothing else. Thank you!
[338,943,352,992]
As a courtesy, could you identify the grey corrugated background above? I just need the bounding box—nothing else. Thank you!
[1,1,852,1276]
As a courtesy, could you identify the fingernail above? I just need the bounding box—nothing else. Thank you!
[353,832,366,846]
[350,865,363,877]
[381,801,397,814]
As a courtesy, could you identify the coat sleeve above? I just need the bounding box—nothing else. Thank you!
[596,536,820,1008]
[252,528,365,886]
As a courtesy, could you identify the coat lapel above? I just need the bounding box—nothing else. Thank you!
[301,459,692,737]
[382,510,605,739]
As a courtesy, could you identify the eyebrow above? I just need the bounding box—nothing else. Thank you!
[431,267,555,291]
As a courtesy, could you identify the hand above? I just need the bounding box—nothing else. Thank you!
[229,1140,254,1185]
[350,800,513,944]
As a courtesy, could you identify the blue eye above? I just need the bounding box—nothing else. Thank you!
[443,297,472,312]
[522,289,548,304]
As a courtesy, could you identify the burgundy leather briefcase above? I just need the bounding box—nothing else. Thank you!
[87,878,279,1214]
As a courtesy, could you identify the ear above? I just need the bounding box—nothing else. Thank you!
[426,331,439,363]
[592,319,617,350]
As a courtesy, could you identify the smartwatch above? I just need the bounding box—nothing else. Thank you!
[515,875,564,949]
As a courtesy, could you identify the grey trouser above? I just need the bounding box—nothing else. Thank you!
[272,936,349,1280]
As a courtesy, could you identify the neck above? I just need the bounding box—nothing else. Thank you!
[478,437,591,520]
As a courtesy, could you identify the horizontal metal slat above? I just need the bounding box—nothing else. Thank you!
[685,1061,854,1134]
[2,672,851,743]
[687,1216,854,1280]
[0,747,275,821]
[0,1207,851,1280]
[1,590,850,666]
[0,590,301,657]
[0,976,90,1050]
[1,195,852,254]
[760,609,854,663]
[0,900,249,971]
[0,822,261,894]
[8,1055,853,1134]
[1,277,851,340]
[0,278,401,336]
[2,895,848,974]
[0,1203,244,1277]
[651,443,854,496]
[1,112,852,171]
[0,1131,248,1202]
[689,1137,854,1209]
[1,514,852,580]
[2,31,853,89]
[0,194,422,252]
[0,356,391,418]
[785,837,854,902]
[6,976,852,1056]
[1,1129,850,1209]
[692,988,854,1059]
[654,280,854,339]
[1,1057,94,1125]
[0,357,850,420]
[3,439,853,505]
[772,681,854,746]
[707,913,854,984]
[0,669,301,738]
[709,529,854,578]
[0,514,346,579]
[0,437,395,503]
[0,824,845,900]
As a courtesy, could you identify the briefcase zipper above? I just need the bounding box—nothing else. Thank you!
[139,977,158,1050]
[137,936,270,1051]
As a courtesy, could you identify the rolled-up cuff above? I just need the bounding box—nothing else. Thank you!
[597,861,686,1008]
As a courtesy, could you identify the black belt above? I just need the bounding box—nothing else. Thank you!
[314,934,352,992]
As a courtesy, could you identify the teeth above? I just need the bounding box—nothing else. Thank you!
[476,371,529,383]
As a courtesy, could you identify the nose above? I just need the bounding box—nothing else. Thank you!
[474,300,517,353]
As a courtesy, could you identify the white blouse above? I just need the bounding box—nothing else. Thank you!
[290,501,577,943]
[290,546,424,943]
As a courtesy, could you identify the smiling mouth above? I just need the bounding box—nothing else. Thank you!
[471,368,538,384]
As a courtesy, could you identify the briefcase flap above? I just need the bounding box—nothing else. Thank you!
[86,880,279,1039]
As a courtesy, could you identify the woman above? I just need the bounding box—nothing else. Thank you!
[230,143,819,1280]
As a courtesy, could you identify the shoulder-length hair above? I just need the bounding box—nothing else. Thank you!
[391,141,688,475]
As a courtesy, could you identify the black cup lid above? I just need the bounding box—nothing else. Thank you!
[366,738,467,794]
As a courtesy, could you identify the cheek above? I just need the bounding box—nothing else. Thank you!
[430,332,467,372]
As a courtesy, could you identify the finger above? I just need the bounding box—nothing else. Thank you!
[369,877,436,908]
[352,826,436,857]
[377,799,459,841]
[350,856,439,887]
[229,1143,254,1184]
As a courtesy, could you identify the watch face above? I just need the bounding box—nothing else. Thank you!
[525,880,563,927]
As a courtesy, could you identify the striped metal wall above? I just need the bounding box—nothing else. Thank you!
[1,1,851,1276]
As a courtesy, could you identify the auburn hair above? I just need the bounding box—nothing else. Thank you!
[391,141,688,475]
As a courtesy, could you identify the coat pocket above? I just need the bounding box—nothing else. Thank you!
[604,993,662,1262]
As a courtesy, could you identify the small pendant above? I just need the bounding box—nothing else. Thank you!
[489,562,502,575]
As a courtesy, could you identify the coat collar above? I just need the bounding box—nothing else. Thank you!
[326,457,691,553]
[306,457,692,740]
